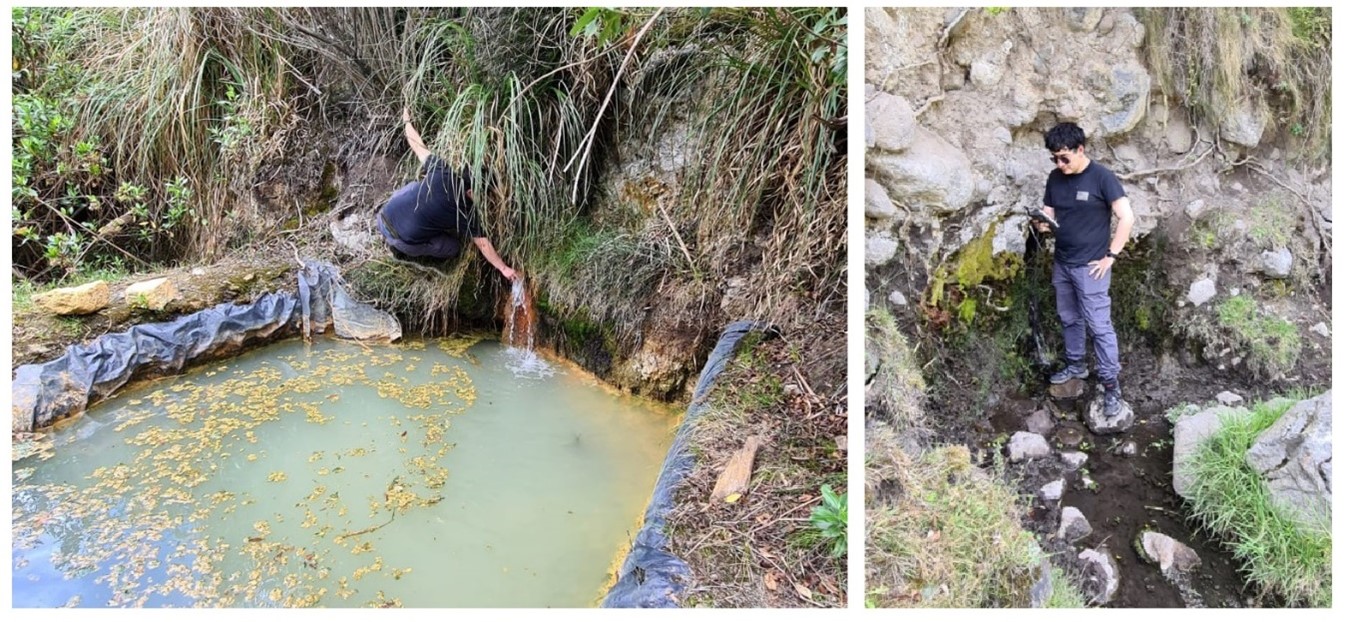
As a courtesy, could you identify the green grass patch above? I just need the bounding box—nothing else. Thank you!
[1247,192,1300,251]
[1215,295,1301,378]
[865,438,1086,608]
[1179,397,1331,606]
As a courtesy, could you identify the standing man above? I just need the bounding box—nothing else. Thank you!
[1037,122,1134,416]
[378,107,518,282]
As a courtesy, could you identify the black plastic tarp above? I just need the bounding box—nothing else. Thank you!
[602,320,764,608]
[11,261,399,432]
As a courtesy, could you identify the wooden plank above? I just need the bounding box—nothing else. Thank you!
[710,435,762,504]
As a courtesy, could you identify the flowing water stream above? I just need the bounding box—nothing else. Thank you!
[12,336,676,607]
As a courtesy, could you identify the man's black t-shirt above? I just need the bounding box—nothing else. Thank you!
[381,156,484,243]
[1043,160,1126,266]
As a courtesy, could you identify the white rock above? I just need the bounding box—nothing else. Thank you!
[865,178,900,221]
[1184,199,1206,219]
[1009,431,1052,462]
[865,234,900,267]
[1215,391,1243,406]
[1061,451,1090,469]
[1078,546,1121,605]
[1311,322,1330,338]
[1173,405,1241,498]
[1258,247,1294,279]
[1137,531,1201,573]
[1040,479,1066,503]
[1187,279,1216,306]
[888,291,908,307]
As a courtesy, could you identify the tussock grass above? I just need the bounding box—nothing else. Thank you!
[865,305,927,434]
[865,307,1084,608]
[1141,7,1331,158]
[865,430,1078,608]
[1179,397,1332,606]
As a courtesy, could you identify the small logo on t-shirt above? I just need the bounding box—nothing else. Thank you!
[1076,190,1090,201]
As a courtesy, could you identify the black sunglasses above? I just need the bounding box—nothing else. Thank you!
[1050,152,1074,165]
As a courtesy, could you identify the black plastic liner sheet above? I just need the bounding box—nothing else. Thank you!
[11,261,400,433]
[11,293,297,433]
[602,320,765,608]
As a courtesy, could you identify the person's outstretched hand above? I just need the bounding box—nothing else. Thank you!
[500,266,520,282]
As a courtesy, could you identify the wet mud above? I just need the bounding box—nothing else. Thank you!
[984,353,1266,608]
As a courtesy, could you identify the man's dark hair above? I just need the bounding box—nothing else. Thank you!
[1044,122,1086,152]
[459,164,497,205]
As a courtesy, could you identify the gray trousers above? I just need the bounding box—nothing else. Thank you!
[1052,261,1120,383]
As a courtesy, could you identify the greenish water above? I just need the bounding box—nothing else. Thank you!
[11,337,677,608]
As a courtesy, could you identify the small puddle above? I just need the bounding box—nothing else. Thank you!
[12,337,676,607]
[985,354,1256,607]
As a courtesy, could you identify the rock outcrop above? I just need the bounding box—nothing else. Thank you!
[1245,391,1332,528]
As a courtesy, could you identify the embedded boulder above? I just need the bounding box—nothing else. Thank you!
[866,91,917,153]
[1172,405,1239,499]
[1077,546,1121,605]
[1134,531,1201,574]
[868,126,975,216]
[125,277,179,312]
[1008,431,1051,462]
[1084,393,1134,434]
[1244,391,1332,528]
[32,280,110,316]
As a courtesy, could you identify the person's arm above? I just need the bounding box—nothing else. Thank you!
[1089,197,1134,279]
[471,236,518,281]
[402,107,431,164]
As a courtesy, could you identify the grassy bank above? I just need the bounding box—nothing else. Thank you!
[864,306,1084,608]
[1178,397,1332,606]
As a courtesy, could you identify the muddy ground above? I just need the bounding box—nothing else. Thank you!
[980,338,1329,607]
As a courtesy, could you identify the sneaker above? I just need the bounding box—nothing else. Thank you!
[1049,361,1089,384]
[1103,383,1123,417]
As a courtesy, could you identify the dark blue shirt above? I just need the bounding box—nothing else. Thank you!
[1043,160,1125,266]
[380,156,483,243]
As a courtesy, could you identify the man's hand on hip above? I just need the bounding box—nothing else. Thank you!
[1088,256,1114,280]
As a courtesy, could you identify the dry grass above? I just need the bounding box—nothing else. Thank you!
[1141,7,1331,157]
[664,335,846,608]
[864,306,1085,608]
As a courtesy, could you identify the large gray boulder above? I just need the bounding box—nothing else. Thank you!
[867,91,917,152]
[1219,96,1268,148]
[1173,405,1240,498]
[869,126,975,216]
[1245,391,1332,528]
[1100,64,1151,136]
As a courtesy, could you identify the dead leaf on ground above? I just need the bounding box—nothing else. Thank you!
[793,582,813,600]
[764,572,779,592]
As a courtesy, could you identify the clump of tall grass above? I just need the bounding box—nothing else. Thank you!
[1140,7,1331,158]
[865,431,1084,608]
[1178,397,1331,606]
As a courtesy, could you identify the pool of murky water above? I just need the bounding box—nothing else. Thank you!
[11,337,677,608]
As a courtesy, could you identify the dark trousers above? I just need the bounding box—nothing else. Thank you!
[377,205,462,259]
[1052,261,1120,383]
